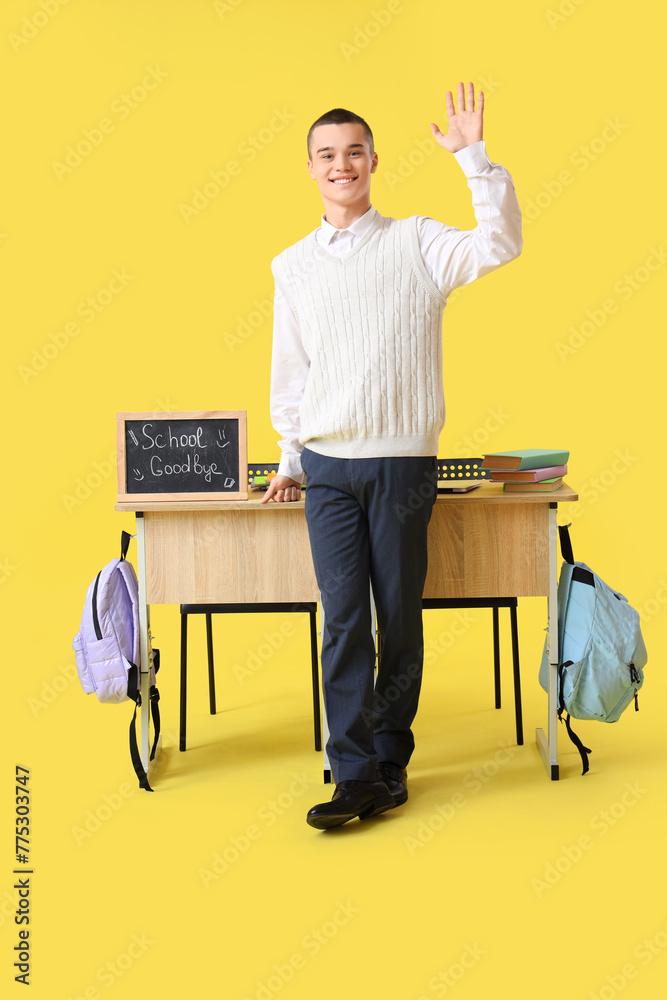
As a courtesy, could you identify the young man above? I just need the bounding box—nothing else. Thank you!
[261,83,522,830]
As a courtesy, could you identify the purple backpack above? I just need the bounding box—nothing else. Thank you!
[73,531,160,791]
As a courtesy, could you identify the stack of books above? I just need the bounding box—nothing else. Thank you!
[480,449,569,492]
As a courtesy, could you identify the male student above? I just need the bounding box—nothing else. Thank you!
[261,83,522,830]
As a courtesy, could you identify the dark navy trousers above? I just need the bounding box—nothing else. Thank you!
[300,446,438,783]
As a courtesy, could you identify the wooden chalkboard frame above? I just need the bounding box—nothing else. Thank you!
[117,411,248,502]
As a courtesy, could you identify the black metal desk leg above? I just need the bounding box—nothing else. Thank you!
[206,613,216,715]
[180,613,188,751]
[510,603,524,745]
[492,607,501,709]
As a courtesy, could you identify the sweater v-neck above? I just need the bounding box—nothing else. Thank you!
[311,212,384,264]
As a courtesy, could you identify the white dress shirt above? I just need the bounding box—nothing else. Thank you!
[270,139,523,483]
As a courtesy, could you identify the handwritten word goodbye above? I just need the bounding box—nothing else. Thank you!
[147,453,229,484]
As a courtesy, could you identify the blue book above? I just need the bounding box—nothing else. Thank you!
[481,449,570,471]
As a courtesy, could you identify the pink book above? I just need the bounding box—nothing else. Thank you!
[490,464,568,483]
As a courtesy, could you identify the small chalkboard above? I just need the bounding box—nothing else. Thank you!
[117,412,248,502]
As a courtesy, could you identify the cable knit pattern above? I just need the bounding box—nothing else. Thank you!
[270,213,447,459]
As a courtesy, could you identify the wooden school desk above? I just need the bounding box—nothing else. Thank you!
[116,481,578,783]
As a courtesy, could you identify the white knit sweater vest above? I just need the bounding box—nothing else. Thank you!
[271,213,447,458]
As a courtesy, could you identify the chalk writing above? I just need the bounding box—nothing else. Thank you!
[121,416,242,495]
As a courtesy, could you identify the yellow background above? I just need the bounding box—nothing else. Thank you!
[2,1,666,997]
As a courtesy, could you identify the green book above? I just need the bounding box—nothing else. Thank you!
[481,449,569,471]
[502,477,563,493]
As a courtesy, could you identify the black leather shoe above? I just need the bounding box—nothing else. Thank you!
[306,779,395,830]
[378,761,408,806]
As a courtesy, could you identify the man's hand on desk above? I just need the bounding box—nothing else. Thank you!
[260,475,302,503]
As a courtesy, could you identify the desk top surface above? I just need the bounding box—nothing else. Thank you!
[115,480,578,512]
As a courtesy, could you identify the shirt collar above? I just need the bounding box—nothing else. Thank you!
[319,205,378,245]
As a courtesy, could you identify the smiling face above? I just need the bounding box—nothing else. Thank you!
[307,121,378,223]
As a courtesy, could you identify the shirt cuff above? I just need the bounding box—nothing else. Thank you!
[452,139,491,175]
[277,453,305,484]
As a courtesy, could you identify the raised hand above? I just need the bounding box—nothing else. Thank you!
[430,81,484,154]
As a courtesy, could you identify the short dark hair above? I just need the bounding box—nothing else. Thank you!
[307,108,374,160]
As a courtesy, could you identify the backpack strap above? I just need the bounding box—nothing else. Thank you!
[119,530,161,779]
[557,661,592,775]
[149,649,161,762]
[564,714,592,776]
[120,530,132,561]
[558,523,575,564]
[629,662,641,712]
[91,571,103,640]
[127,663,153,792]
[556,524,594,774]
[572,566,595,587]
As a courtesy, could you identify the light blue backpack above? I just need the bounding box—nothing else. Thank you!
[539,525,647,774]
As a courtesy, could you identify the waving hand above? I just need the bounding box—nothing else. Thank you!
[430,81,484,153]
